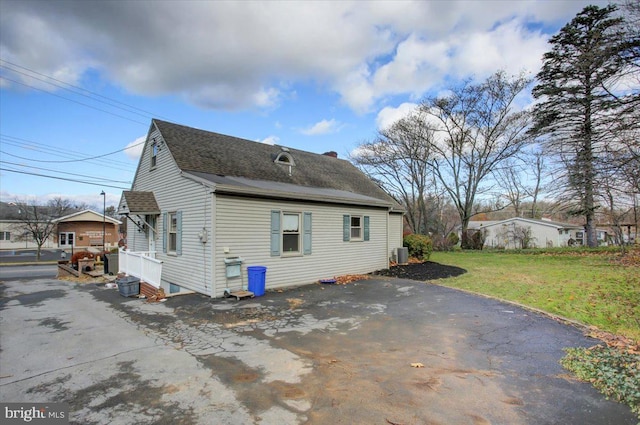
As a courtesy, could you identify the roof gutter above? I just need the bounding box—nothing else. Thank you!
[214,183,394,208]
[181,170,405,211]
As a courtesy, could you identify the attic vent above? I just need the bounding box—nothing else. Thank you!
[275,152,294,164]
[274,151,295,176]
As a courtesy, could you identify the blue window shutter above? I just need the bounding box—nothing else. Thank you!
[364,216,370,241]
[271,210,281,256]
[343,215,350,241]
[303,212,312,255]
[162,212,167,253]
[176,210,182,256]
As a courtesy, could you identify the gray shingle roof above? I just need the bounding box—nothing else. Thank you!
[120,191,160,214]
[154,119,400,208]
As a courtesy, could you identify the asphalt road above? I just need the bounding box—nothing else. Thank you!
[0,248,64,264]
[0,264,57,280]
[0,276,636,425]
[0,248,64,280]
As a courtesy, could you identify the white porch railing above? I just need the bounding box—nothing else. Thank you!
[118,250,163,288]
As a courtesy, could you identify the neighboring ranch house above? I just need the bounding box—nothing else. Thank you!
[118,119,405,298]
[0,201,54,250]
[468,218,588,249]
[0,219,55,250]
[53,210,121,251]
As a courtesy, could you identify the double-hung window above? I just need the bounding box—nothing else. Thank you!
[163,211,182,255]
[168,213,178,252]
[351,216,362,240]
[271,210,312,257]
[282,212,301,254]
[343,214,370,242]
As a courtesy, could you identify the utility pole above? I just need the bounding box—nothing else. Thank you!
[101,190,106,252]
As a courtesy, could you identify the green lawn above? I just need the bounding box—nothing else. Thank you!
[430,250,640,342]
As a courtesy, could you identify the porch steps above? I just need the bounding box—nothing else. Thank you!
[140,281,166,302]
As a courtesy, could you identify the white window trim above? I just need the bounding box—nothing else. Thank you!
[350,215,363,241]
[167,212,178,254]
[282,212,302,256]
[151,141,158,169]
[59,232,75,247]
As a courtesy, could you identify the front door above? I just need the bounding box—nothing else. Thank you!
[59,232,75,248]
[147,215,157,253]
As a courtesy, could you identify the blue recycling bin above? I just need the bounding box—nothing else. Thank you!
[247,266,267,296]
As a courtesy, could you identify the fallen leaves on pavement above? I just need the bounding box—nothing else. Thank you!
[318,274,371,285]
[287,298,305,309]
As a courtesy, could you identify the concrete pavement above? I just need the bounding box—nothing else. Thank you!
[0,277,636,424]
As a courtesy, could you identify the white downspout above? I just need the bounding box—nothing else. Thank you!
[386,207,390,267]
[210,188,216,297]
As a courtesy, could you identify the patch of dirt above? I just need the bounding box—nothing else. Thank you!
[372,261,467,281]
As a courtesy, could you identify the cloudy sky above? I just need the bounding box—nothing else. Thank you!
[0,0,606,208]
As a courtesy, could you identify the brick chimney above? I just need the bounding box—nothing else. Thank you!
[323,151,338,158]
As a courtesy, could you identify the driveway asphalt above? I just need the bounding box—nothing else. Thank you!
[0,276,636,424]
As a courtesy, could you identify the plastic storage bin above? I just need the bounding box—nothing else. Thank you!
[116,276,140,297]
[247,266,267,296]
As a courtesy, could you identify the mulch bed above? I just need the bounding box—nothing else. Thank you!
[372,261,466,281]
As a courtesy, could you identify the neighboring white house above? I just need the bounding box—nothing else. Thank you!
[118,119,405,298]
[467,217,592,249]
[0,202,56,250]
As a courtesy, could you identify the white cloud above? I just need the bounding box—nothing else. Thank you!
[253,87,281,109]
[450,19,548,79]
[376,103,418,130]
[0,1,597,112]
[301,119,341,136]
[259,135,280,145]
[124,135,146,161]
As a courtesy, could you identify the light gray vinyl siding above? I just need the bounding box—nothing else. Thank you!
[214,195,390,298]
[388,212,404,261]
[127,127,214,296]
[480,219,565,249]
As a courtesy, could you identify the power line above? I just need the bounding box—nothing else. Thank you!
[0,134,141,173]
[0,149,133,173]
[0,167,130,190]
[0,75,149,126]
[0,160,132,184]
[0,135,144,164]
[0,59,170,121]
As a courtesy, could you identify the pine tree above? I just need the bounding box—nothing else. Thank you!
[531,4,638,247]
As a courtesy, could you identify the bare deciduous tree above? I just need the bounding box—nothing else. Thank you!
[351,113,434,234]
[12,197,75,260]
[420,71,533,248]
